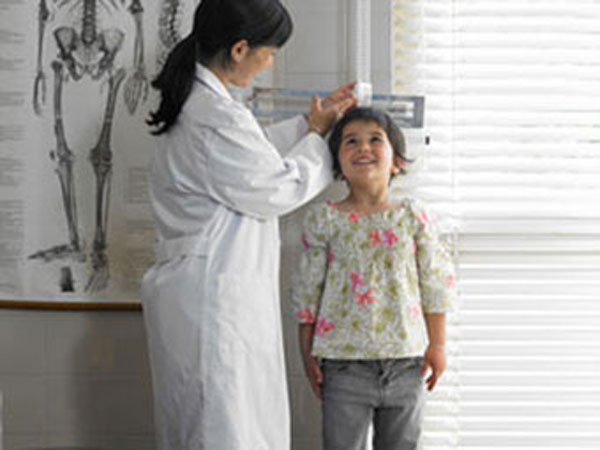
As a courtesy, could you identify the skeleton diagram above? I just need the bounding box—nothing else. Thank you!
[157,0,187,67]
[30,0,148,292]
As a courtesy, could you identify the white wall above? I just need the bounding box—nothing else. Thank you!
[0,309,154,450]
[279,0,392,92]
[0,2,392,449]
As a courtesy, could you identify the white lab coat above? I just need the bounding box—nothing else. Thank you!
[141,64,333,450]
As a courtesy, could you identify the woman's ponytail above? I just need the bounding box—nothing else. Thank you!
[147,35,197,135]
[147,0,294,135]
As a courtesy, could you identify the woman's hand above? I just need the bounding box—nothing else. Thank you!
[420,344,446,392]
[307,82,357,136]
[322,82,356,110]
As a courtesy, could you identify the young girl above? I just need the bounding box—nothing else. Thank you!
[292,107,457,450]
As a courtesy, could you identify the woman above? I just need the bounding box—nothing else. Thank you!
[141,0,356,449]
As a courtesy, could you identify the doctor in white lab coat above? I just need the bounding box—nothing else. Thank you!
[141,1,356,449]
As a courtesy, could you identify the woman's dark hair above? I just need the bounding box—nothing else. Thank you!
[328,107,410,180]
[147,0,293,135]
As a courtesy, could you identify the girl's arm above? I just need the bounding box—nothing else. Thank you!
[291,205,330,399]
[421,313,447,392]
[412,201,456,391]
[298,323,323,399]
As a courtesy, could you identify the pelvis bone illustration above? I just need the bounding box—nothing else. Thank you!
[30,0,148,293]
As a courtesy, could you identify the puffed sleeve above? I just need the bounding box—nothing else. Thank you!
[205,116,333,220]
[291,204,330,324]
[411,200,457,313]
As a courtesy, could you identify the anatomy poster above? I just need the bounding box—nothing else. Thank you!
[0,0,196,303]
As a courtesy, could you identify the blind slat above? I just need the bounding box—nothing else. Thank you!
[393,1,600,448]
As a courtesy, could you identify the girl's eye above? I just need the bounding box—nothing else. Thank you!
[371,136,383,143]
[345,138,357,145]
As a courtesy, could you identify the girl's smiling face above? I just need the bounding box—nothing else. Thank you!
[338,119,399,186]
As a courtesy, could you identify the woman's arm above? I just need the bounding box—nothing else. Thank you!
[204,93,354,220]
[264,83,356,155]
[264,116,310,155]
[206,127,332,219]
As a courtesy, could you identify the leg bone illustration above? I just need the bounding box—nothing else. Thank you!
[86,68,126,293]
[29,61,84,263]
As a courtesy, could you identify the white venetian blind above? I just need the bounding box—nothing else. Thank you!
[392,0,600,449]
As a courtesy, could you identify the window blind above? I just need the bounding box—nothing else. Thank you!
[392,1,600,448]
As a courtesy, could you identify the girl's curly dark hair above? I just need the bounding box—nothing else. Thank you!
[328,107,410,180]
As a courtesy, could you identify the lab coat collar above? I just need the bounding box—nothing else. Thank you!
[195,63,233,101]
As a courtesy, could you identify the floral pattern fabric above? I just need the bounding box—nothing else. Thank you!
[292,198,457,359]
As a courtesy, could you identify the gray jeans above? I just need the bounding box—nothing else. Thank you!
[321,358,425,450]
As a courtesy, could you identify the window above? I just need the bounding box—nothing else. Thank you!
[392,0,600,448]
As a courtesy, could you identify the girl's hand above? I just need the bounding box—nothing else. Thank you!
[307,83,357,136]
[420,344,446,392]
[302,354,323,400]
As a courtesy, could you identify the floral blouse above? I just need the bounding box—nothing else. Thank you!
[291,198,457,359]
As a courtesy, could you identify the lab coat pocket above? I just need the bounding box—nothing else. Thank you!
[214,274,279,353]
